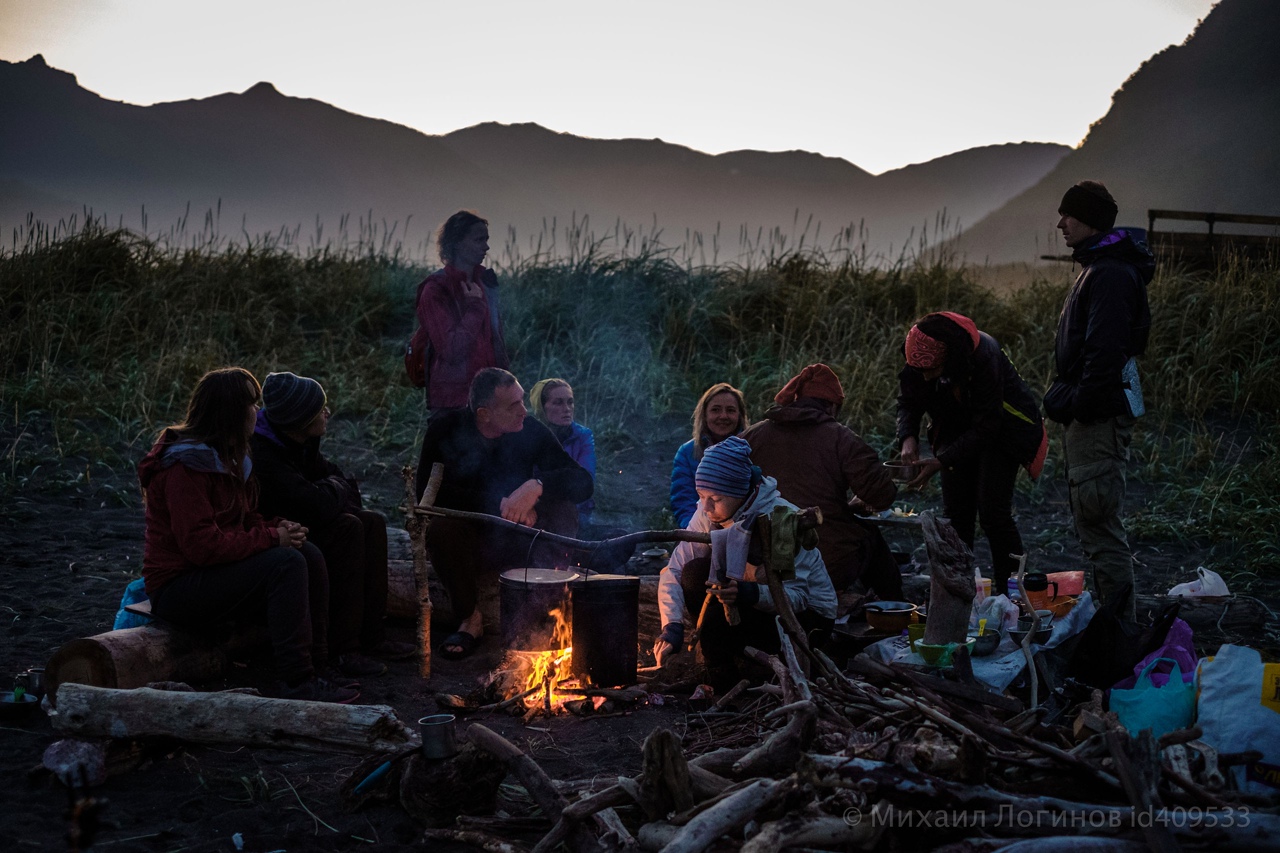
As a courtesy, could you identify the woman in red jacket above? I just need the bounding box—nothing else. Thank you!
[138,368,355,703]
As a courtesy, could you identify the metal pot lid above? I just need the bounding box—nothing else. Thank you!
[499,568,581,584]
[865,601,918,613]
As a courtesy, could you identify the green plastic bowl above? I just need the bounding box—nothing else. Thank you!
[911,637,977,666]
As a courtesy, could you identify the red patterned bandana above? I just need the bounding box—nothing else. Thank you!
[905,325,946,370]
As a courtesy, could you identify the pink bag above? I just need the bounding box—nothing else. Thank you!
[1112,617,1196,689]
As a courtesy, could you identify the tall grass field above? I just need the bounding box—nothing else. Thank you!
[2,218,1278,575]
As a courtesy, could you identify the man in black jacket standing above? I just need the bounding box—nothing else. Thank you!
[416,368,594,659]
[1044,181,1154,619]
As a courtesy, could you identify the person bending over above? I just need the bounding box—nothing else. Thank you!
[138,368,353,703]
[252,371,416,679]
[653,436,837,691]
[897,312,1048,594]
[416,368,593,659]
[743,363,903,601]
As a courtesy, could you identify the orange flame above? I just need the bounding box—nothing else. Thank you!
[518,607,576,711]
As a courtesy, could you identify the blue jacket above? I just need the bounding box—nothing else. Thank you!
[557,422,596,525]
[669,439,699,528]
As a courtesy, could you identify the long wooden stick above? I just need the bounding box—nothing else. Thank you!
[405,504,824,554]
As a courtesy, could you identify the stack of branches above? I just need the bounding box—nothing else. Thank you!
[435,617,1274,850]
[429,615,1277,852]
[404,511,1275,850]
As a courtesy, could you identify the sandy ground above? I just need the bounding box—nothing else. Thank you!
[1,413,1272,852]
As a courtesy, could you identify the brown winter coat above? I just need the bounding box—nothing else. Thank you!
[742,400,898,589]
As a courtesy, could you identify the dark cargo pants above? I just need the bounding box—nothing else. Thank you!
[1065,414,1137,620]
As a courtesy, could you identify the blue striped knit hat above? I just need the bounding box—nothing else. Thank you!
[696,435,755,498]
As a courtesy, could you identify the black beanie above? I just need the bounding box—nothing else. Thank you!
[262,372,326,430]
[1058,184,1118,232]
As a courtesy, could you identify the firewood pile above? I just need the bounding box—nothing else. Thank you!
[377,615,1277,852]
[358,508,1279,850]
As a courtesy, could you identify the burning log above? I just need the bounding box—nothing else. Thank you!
[50,683,417,754]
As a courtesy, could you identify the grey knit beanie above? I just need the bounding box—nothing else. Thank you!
[262,372,326,430]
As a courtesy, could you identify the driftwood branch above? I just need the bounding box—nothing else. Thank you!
[422,828,528,853]
[51,684,417,754]
[739,813,882,853]
[467,724,602,853]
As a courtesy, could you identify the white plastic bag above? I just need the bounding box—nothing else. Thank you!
[1196,644,1280,795]
[974,594,1019,632]
[1168,566,1229,597]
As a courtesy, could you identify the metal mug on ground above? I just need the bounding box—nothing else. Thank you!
[19,668,45,701]
[418,714,458,760]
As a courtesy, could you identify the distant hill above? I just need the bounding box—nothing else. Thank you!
[957,0,1280,263]
[0,55,1067,260]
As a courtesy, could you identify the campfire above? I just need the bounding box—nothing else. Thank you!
[500,606,583,716]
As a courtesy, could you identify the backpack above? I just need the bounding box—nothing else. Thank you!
[405,276,434,390]
[404,324,429,388]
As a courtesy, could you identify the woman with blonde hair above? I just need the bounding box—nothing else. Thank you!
[669,382,749,528]
[529,377,595,528]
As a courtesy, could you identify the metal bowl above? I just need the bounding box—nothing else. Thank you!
[970,631,1001,657]
[864,601,920,633]
[0,690,39,721]
[883,461,920,483]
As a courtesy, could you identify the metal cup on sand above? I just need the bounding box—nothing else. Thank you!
[418,714,458,760]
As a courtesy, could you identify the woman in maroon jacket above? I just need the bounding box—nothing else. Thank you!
[414,210,509,419]
[138,367,355,703]
[896,312,1048,592]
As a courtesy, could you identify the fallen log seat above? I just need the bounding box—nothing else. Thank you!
[50,556,426,703]
[45,612,269,706]
[51,683,419,754]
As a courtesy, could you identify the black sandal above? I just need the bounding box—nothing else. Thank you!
[439,631,480,660]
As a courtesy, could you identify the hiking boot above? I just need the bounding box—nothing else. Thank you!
[363,640,418,661]
[277,677,359,704]
[317,668,361,689]
[334,652,387,678]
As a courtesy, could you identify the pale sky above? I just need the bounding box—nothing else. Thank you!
[0,0,1217,174]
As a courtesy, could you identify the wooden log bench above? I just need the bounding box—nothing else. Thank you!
[45,596,275,706]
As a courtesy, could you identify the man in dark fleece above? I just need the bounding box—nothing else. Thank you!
[742,364,902,600]
[253,372,415,678]
[416,368,593,659]
[1044,180,1154,620]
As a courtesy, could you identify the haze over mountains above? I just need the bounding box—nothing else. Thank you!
[958,0,1280,262]
[1,0,1275,264]
[0,55,1065,261]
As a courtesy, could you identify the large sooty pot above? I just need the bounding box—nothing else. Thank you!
[499,568,579,651]
[570,574,639,688]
